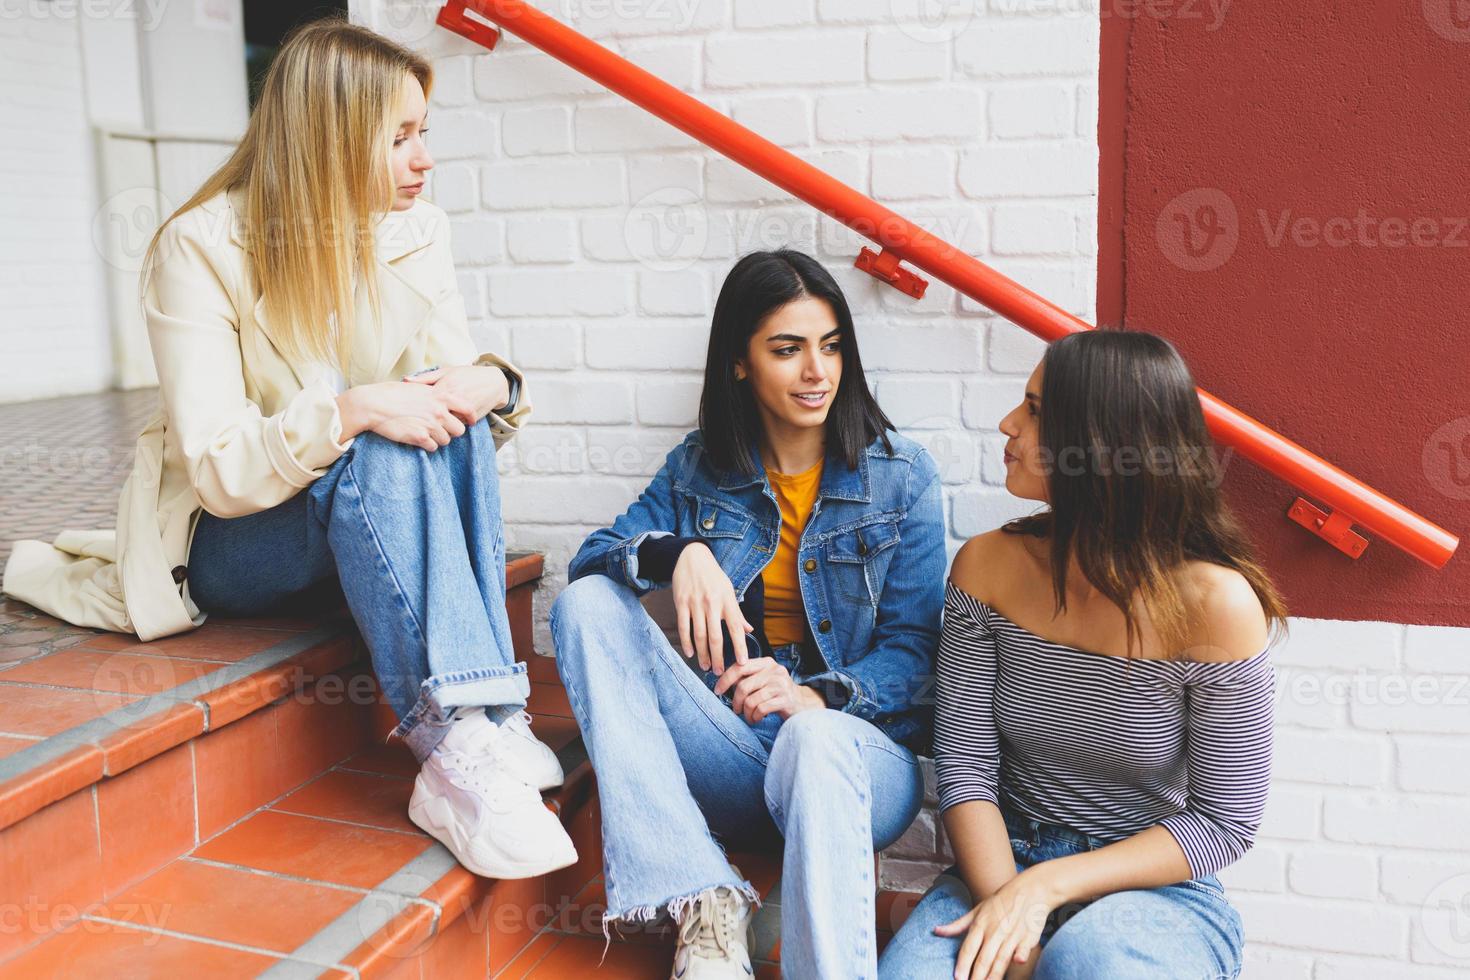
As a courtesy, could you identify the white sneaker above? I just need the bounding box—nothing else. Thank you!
[670,878,754,979]
[501,709,565,791]
[408,709,577,879]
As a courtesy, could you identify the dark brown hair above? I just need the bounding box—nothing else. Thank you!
[1003,329,1288,659]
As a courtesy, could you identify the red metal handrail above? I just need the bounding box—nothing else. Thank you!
[437,0,1459,570]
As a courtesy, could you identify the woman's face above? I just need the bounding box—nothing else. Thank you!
[390,73,433,212]
[735,296,844,446]
[998,361,1049,502]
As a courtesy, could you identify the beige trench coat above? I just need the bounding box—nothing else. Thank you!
[2,186,530,641]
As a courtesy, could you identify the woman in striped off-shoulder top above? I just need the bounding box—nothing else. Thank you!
[881,330,1286,980]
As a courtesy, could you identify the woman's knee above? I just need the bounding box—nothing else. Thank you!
[877,872,972,979]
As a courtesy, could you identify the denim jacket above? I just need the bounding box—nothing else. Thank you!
[567,428,946,752]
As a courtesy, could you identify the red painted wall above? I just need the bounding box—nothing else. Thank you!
[1098,1,1468,626]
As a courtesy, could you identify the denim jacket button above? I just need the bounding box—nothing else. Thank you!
[701,517,714,530]
[803,558,817,573]
[818,618,832,633]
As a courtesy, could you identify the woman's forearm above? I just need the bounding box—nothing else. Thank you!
[943,800,1021,901]
[335,387,377,440]
[1028,824,1194,908]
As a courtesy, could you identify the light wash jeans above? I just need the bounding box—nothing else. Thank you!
[878,803,1245,979]
[186,420,529,762]
[549,573,926,980]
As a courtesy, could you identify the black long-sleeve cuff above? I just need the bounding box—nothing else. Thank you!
[636,535,703,583]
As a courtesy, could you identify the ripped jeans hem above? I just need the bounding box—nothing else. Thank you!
[596,878,763,961]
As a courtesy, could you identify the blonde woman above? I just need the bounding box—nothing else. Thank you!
[2,18,575,879]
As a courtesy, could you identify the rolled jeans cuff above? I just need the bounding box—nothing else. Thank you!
[391,662,531,762]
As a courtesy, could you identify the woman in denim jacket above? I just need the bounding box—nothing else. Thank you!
[550,250,947,980]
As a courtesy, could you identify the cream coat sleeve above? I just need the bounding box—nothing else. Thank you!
[416,209,531,448]
[144,212,352,519]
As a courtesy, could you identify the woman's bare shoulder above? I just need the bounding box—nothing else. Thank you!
[949,529,1034,606]
[1182,561,1271,662]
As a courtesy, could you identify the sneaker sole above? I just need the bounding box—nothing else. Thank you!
[407,788,578,880]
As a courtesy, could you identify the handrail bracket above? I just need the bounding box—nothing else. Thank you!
[1288,498,1369,559]
[436,0,501,50]
[855,247,928,299]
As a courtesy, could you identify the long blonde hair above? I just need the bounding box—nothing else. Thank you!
[141,16,433,371]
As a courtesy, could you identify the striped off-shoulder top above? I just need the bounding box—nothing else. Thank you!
[934,580,1275,878]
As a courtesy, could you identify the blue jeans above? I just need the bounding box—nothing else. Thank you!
[186,420,529,762]
[549,574,926,980]
[878,804,1245,979]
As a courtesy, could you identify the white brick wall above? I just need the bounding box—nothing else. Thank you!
[363,3,1470,975]
[0,11,113,403]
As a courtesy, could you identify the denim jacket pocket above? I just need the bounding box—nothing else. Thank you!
[824,517,900,604]
[686,494,755,565]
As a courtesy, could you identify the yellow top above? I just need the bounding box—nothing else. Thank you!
[761,458,824,648]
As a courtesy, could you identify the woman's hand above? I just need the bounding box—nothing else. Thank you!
[935,868,1058,980]
[336,381,468,451]
[403,365,509,426]
[713,657,825,724]
[671,542,751,674]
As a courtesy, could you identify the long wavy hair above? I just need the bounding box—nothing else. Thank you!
[140,16,431,372]
[1003,329,1288,659]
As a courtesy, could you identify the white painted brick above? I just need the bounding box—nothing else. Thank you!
[587,428,687,477]
[1350,673,1470,735]
[867,29,948,81]
[1380,853,1470,905]
[1396,735,1470,794]
[1240,947,1313,980]
[978,434,1009,486]
[581,208,711,266]
[980,259,1091,316]
[554,0,727,39]
[1076,80,1098,139]
[951,487,1042,537]
[735,0,817,29]
[959,141,1098,198]
[1274,617,1401,670]
[636,378,703,426]
[1313,956,1470,980]
[473,47,616,100]
[991,203,1078,255]
[513,426,588,475]
[986,322,1047,374]
[988,84,1074,138]
[502,476,640,524]
[448,217,505,267]
[487,269,630,317]
[1287,849,1378,900]
[876,377,960,428]
[1215,843,1287,893]
[705,32,866,89]
[1232,893,1407,957]
[422,108,496,161]
[1273,667,1350,729]
[731,97,813,148]
[1324,796,1470,851]
[575,104,700,153]
[871,148,956,200]
[428,55,475,107]
[1404,625,1468,673]
[637,270,712,316]
[815,90,982,143]
[1271,729,1389,788]
[962,377,1026,429]
[955,17,1098,78]
[481,158,625,210]
[524,377,635,425]
[507,216,578,263]
[501,106,573,157]
[1255,784,1321,841]
[630,155,704,199]
[856,321,983,373]
[511,322,583,370]
[585,321,708,370]
[428,164,478,213]
[457,272,486,319]
[907,430,981,486]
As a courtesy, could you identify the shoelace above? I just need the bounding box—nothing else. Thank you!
[441,719,523,804]
[678,889,741,961]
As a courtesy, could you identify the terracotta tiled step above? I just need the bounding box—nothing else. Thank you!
[0,553,555,969]
[1,714,595,978]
